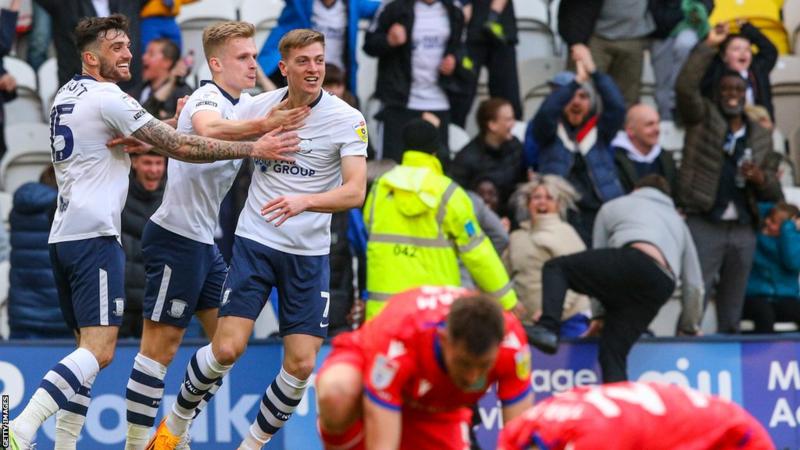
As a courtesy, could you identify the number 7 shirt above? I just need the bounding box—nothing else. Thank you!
[48,75,154,244]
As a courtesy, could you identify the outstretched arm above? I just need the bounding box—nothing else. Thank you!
[193,99,309,140]
[129,118,299,163]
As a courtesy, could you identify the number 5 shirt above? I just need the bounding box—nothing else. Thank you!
[48,75,154,244]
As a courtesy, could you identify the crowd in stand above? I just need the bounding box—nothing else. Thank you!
[4,0,800,343]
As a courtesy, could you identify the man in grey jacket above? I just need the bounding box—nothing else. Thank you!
[526,174,703,382]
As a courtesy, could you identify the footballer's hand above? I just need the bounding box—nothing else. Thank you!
[261,194,312,227]
[511,302,528,321]
[264,99,310,132]
[251,127,300,162]
[173,95,188,122]
[107,136,153,154]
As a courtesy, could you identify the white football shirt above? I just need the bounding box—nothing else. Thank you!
[149,81,247,244]
[235,87,368,255]
[407,0,450,111]
[48,75,154,244]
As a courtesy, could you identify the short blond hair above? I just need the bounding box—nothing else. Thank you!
[279,29,325,60]
[202,21,255,59]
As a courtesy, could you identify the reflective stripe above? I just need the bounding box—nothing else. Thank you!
[489,281,514,299]
[435,182,458,227]
[367,291,393,301]
[457,233,486,253]
[369,233,451,248]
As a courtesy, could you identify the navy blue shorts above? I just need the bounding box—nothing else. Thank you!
[49,236,126,330]
[219,236,330,338]
[141,221,227,328]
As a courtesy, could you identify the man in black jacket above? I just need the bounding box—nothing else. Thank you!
[34,0,147,92]
[120,152,166,338]
[364,0,470,163]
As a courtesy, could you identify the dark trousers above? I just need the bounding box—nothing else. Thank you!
[742,296,800,333]
[450,41,522,127]
[538,247,676,382]
[380,106,450,164]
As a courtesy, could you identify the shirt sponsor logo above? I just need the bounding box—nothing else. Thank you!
[370,354,398,390]
[133,109,147,120]
[195,101,219,108]
[353,120,368,144]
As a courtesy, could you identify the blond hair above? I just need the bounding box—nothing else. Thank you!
[202,21,255,60]
[278,29,325,60]
[515,174,579,220]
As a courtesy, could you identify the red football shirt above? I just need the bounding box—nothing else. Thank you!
[329,287,532,447]
[497,381,774,450]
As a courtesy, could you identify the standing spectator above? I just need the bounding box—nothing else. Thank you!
[649,0,712,121]
[503,175,591,336]
[323,63,358,107]
[676,25,783,334]
[119,152,166,339]
[130,37,193,119]
[0,0,19,162]
[450,97,526,209]
[450,0,521,127]
[363,118,520,319]
[364,0,471,163]
[526,175,704,382]
[588,0,656,106]
[327,209,368,337]
[259,0,381,95]
[556,0,602,48]
[8,168,61,339]
[743,202,800,333]
[33,0,147,91]
[701,21,778,119]
[27,0,51,71]
[612,103,678,194]
[532,44,626,246]
[140,0,199,51]
[473,177,511,226]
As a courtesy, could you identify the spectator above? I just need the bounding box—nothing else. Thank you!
[532,44,626,246]
[588,0,655,106]
[450,97,526,209]
[472,177,508,225]
[34,0,146,92]
[9,167,69,339]
[26,0,50,71]
[701,21,778,119]
[527,175,704,382]
[612,103,678,194]
[450,0,521,127]
[522,72,579,172]
[743,202,800,333]
[327,209,368,336]
[676,25,783,334]
[140,0,198,51]
[364,0,472,163]
[119,152,166,339]
[363,118,520,319]
[503,175,590,336]
[556,0,602,48]
[323,63,358,107]
[258,0,381,94]
[649,0,712,121]
[130,37,193,120]
[0,0,19,162]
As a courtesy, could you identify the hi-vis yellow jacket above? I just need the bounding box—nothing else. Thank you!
[363,150,517,319]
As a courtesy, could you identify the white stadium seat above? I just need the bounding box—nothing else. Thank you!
[512,120,527,142]
[4,56,44,124]
[784,0,800,52]
[37,57,58,118]
[658,121,685,153]
[448,123,471,158]
[0,123,52,193]
[177,1,238,80]
[513,0,549,25]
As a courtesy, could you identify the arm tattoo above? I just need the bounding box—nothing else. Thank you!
[132,119,253,162]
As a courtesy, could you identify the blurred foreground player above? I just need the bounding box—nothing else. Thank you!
[498,381,774,450]
[316,286,533,450]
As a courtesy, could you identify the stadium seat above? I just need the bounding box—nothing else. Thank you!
[0,260,10,339]
[791,126,800,184]
[516,27,558,62]
[0,123,52,193]
[511,120,527,142]
[514,0,549,25]
[518,56,563,109]
[784,0,800,52]
[239,0,283,49]
[640,50,655,97]
[4,56,44,124]
[177,1,238,77]
[658,121,685,152]
[355,22,377,108]
[448,123,471,159]
[37,57,58,118]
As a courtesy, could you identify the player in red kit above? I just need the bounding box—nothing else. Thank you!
[315,286,533,450]
[498,381,774,450]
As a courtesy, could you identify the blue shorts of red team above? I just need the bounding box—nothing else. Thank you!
[141,221,227,328]
[49,236,126,330]
[219,235,330,338]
